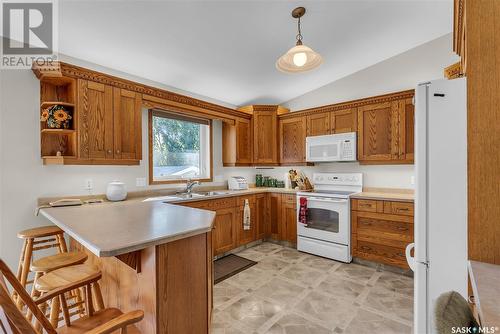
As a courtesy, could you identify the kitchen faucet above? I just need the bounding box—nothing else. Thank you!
[185,179,200,194]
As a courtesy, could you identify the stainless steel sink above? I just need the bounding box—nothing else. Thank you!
[143,190,233,203]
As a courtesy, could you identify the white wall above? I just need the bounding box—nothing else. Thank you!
[0,34,457,269]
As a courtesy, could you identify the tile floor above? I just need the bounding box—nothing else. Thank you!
[212,242,413,334]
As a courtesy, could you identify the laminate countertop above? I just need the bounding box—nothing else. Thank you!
[350,187,414,202]
[39,200,216,257]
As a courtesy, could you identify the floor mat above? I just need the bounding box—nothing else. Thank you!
[214,254,257,284]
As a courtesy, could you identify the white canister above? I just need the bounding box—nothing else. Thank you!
[106,181,127,201]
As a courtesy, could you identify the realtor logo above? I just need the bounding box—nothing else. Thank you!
[1,0,58,69]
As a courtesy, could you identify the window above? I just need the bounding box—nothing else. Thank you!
[149,110,212,184]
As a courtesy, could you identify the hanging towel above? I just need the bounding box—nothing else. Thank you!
[299,197,308,226]
[243,199,251,230]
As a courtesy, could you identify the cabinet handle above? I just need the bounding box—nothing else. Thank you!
[397,208,409,211]
[107,150,112,154]
[360,246,372,252]
[397,226,408,231]
[116,150,121,154]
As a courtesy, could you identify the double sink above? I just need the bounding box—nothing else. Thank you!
[143,191,233,203]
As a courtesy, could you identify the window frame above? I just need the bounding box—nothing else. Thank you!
[148,109,213,185]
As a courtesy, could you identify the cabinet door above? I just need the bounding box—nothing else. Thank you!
[255,193,266,240]
[253,111,278,164]
[281,200,297,245]
[213,207,237,256]
[78,80,114,160]
[267,193,282,240]
[357,102,400,162]
[237,196,256,246]
[113,88,142,160]
[306,113,330,136]
[279,116,306,164]
[331,108,357,134]
[398,98,414,163]
[236,118,253,164]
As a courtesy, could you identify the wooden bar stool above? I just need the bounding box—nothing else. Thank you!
[0,259,143,334]
[27,252,89,329]
[15,225,67,301]
[34,264,104,328]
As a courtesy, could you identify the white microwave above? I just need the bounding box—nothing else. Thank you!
[305,132,357,162]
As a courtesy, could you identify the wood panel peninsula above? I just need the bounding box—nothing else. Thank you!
[39,200,216,334]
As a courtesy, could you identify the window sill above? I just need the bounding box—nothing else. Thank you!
[149,177,213,185]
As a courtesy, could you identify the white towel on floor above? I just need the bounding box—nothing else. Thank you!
[243,199,251,230]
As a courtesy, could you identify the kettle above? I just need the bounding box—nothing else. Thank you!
[106,181,127,201]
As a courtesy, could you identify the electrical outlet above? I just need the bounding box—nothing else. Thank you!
[136,177,147,187]
[410,176,415,186]
[85,179,93,190]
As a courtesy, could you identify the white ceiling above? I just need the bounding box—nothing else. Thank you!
[58,1,453,106]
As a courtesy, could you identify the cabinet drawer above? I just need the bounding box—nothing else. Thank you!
[211,197,236,210]
[181,200,212,210]
[356,216,413,243]
[356,240,408,268]
[384,201,414,216]
[237,195,256,207]
[353,199,383,213]
[282,193,296,204]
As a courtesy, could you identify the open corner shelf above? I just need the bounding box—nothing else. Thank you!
[42,155,77,165]
[41,129,76,135]
[41,101,75,109]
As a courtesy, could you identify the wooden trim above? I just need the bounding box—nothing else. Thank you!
[33,61,246,120]
[444,62,463,79]
[278,90,415,119]
[454,0,465,54]
[152,109,210,125]
[148,111,213,185]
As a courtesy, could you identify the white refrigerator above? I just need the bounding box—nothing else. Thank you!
[406,78,468,334]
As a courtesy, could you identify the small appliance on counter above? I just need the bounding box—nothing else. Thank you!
[106,181,127,201]
[228,176,248,190]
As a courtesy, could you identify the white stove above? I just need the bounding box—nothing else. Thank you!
[296,173,362,262]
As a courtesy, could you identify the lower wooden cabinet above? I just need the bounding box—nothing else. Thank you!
[213,207,237,256]
[255,193,267,240]
[281,200,297,245]
[183,192,298,256]
[351,198,414,268]
[237,195,257,247]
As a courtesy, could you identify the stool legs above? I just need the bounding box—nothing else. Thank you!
[16,238,33,309]
[49,295,61,328]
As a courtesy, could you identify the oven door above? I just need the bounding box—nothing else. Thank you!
[297,196,350,245]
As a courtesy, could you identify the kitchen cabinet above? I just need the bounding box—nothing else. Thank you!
[357,97,414,164]
[213,207,237,256]
[252,108,279,165]
[78,79,142,164]
[331,108,357,134]
[255,193,267,240]
[306,113,330,136]
[236,195,257,246]
[281,195,297,245]
[351,198,414,268]
[112,87,142,160]
[222,118,253,166]
[279,116,307,165]
[267,193,282,240]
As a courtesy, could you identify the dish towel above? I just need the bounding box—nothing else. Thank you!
[299,197,308,226]
[243,199,251,230]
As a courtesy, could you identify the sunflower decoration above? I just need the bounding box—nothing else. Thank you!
[43,105,73,129]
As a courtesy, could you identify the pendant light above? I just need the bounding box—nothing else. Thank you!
[276,7,323,73]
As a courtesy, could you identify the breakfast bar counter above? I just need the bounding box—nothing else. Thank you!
[40,201,216,334]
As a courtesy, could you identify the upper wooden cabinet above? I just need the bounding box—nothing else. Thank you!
[331,108,357,134]
[222,118,252,166]
[78,79,142,164]
[357,95,414,164]
[252,108,279,164]
[279,116,306,165]
[306,113,330,136]
[112,88,142,161]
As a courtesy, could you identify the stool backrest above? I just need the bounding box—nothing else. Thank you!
[0,259,56,334]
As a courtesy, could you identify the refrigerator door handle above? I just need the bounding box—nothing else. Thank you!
[405,243,416,271]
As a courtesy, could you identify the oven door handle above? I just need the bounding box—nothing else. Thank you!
[305,197,348,203]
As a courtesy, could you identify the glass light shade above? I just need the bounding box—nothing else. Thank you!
[276,44,322,73]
